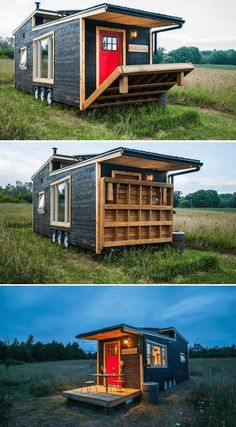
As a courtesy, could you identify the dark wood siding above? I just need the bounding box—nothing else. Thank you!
[143,332,189,388]
[15,19,81,107]
[33,163,96,251]
[101,163,166,183]
[85,19,150,98]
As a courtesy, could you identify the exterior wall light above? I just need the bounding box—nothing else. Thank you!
[130,30,138,39]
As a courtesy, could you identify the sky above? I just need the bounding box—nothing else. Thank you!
[0,141,235,196]
[1,0,236,50]
[0,286,235,351]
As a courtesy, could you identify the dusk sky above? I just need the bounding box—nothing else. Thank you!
[0,286,235,351]
[1,0,235,50]
[0,141,235,195]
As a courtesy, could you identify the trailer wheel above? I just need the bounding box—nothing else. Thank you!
[164,381,168,391]
[40,87,46,102]
[63,232,70,249]
[57,231,63,245]
[172,379,176,387]
[51,230,57,243]
[47,89,53,105]
[34,87,40,100]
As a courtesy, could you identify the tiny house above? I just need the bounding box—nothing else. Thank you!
[13,2,194,110]
[63,324,189,409]
[32,147,203,254]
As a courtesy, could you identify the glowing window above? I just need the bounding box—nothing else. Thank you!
[146,341,167,367]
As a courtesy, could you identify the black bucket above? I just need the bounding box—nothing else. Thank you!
[142,382,159,404]
[173,231,185,250]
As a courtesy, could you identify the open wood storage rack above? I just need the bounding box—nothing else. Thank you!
[98,177,174,251]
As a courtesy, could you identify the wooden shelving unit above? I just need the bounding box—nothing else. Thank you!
[99,177,174,250]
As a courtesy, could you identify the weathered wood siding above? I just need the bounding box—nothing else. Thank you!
[15,18,81,107]
[85,19,150,97]
[98,335,140,389]
[33,163,96,251]
[143,332,189,388]
[101,163,167,183]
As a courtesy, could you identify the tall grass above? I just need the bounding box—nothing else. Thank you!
[189,359,236,427]
[104,246,219,283]
[174,208,236,253]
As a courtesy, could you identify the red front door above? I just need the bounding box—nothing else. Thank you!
[99,31,122,85]
[105,342,119,385]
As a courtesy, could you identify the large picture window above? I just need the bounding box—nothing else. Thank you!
[50,177,71,227]
[146,341,167,368]
[33,32,54,83]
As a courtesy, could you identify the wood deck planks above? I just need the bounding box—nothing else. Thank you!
[63,385,141,408]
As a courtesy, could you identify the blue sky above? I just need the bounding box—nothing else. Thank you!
[0,286,235,351]
[0,141,235,195]
[2,0,235,50]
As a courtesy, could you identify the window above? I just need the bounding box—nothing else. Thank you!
[38,191,45,214]
[108,345,118,356]
[146,341,167,367]
[20,47,27,69]
[50,177,71,226]
[180,352,186,363]
[102,36,118,51]
[33,32,54,83]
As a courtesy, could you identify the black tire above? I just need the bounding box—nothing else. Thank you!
[51,230,57,243]
[63,232,70,249]
[47,89,53,105]
[40,87,46,102]
[57,231,63,245]
[34,87,40,100]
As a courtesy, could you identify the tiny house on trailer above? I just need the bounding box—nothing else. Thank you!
[63,324,189,410]
[13,2,194,110]
[32,147,203,254]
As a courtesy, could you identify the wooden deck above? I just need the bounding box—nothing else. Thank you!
[83,63,194,110]
[62,385,141,408]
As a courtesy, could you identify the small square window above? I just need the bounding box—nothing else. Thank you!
[38,192,45,214]
[20,47,27,70]
[102,36,118,51]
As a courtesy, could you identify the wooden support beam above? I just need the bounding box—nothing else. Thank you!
[177,71,184,86]
[119,76,128,94]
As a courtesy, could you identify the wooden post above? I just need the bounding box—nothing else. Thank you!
[119,76,128,94]
[177,71,184,86]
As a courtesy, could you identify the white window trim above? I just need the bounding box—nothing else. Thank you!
[38,191,45,214]
[33,31,54,84]
[50,176,71,228]
[20,47,27,70]
[180,352,186,363]
[146,339,168,368]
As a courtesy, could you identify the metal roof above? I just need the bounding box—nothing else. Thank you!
[76,323,188,342]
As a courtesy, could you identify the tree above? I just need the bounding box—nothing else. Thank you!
[174,191,182,207]
[153,48,165,64]
[179,199,191,208]
[167,46,201,64]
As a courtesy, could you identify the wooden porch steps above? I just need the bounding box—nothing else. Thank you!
[83,63,194,110]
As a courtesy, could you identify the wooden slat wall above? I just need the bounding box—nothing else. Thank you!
[99,177,173,251]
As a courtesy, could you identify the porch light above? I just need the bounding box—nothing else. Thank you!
[144,173,154,181]
[130,29,138,39]
[123,338,129,345]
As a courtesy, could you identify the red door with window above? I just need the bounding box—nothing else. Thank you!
[99,31,122,85]
[105,342,119,385]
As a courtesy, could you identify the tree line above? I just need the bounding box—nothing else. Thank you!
[1,37,236,65]
[174,190,236,209]
[189,343,236,358]
[0,336,96,364]
[154,46,236,66]
[0,181,32,203]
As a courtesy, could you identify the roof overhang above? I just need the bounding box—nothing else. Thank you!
[14,3,184,35]
[76,324,177,342]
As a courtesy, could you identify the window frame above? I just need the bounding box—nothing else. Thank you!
[180,352,186,363]
[37,191,45,214]
[19,47,27,70]
[33,31,54,84]
[50,176,71,228]
[146,340,168,368]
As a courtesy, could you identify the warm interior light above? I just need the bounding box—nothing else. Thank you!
[130,30,138,39]
[124,338,129,345]
[144,173,154,181]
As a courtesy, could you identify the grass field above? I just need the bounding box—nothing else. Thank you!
[1,358,235,427]
[0,203,235,284]
[0,59,236,140]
